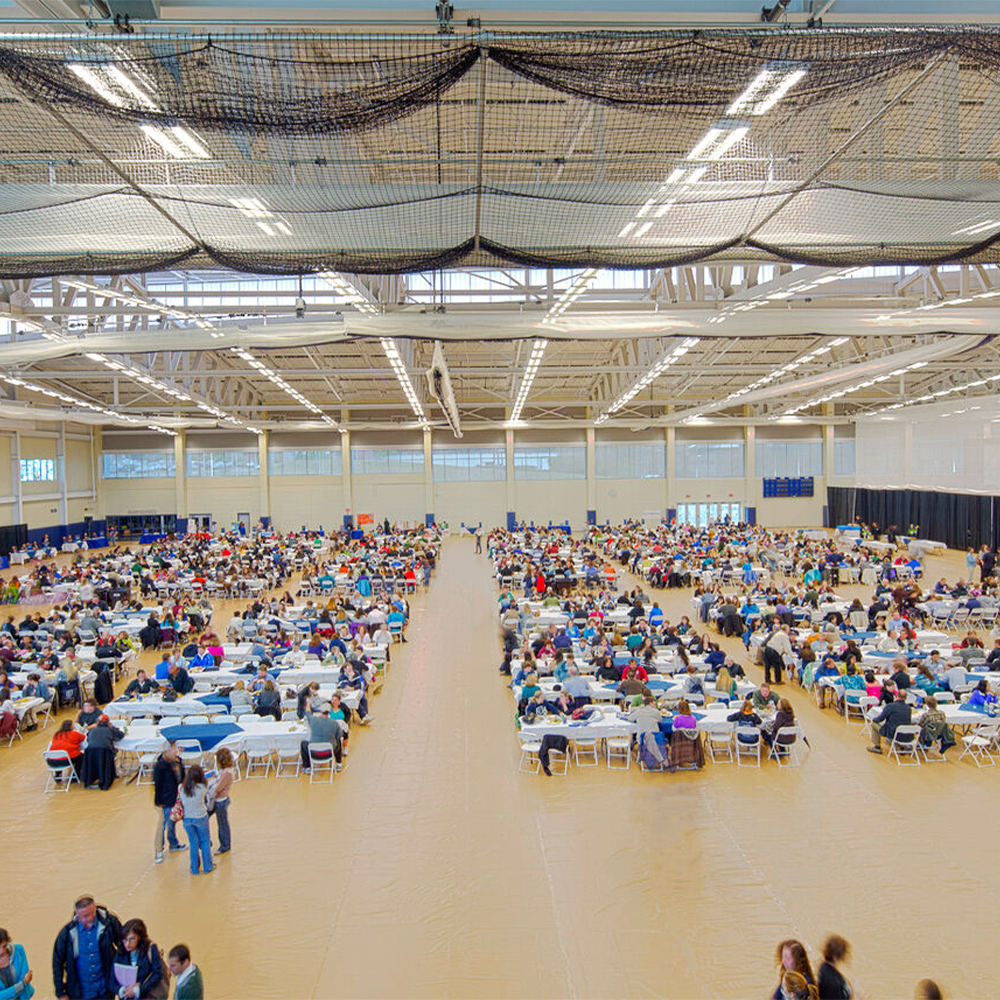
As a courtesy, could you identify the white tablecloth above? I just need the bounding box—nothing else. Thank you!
[117,719,309,753]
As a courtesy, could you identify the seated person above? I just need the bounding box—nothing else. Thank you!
[229,681,253,717]
[77,699,102,728]
[254,679,281,720]
[726,698,763,742]
[751,682,779,713]
[968,678,998,709]
[123,669,158,697]
[762,698,798,749]
[867,690,912,754]
[187,645,216,670]
[48,718,85,777]
[617,666,651,701]
[167,662,195,695]
[917,695,956,754]
[522,689,549,723]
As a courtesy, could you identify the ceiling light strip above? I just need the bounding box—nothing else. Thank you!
[380,338,426,423]
[510,339,548,422]
[595,338,700,425]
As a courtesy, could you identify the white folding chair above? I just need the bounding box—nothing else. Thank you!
[236,714,258,723]
[181,715,205,725]
[43,750,79,792]
[958,720,1000,767]
[858,696,880,736]
[844,691,869,726]
[706,725,734,763]
[886,725,922,766]
[547,746,570,776]
[768,725,803,767]
[307,742,336,783]
[135,739,165,785]
[176,738,204,768]
[606,736,632,770]
[517,733,542,774]
[735,728,762,767]
[275,745,302,777]
[572,738,599,767]
[243,737,274,778]
[36,698,55,730]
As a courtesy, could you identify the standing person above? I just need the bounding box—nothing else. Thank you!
[207,748,235,856]
[475,524,483,554]
[178,767,214,876]
[107,920,165,1000]
[817,934,853,999]
[166,946,202,1000]
[914,981,943,1000]
[772,940,815,1000]
[152,742,186,864]
[0,927,33,999]
[52,896,122,1000]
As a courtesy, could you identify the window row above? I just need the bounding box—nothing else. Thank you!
[99,440,856,481]
[103,452,176,479]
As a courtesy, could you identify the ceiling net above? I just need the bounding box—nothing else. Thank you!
[0,27,998,276]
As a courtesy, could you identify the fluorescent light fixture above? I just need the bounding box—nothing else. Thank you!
[510,339,548,422]
[540,269,600,324]
[726,63,808,117]
[317,272,379,316]
[67,64,124,107]
[379,338,426,421]
[597,338,700,421]
[139,125,188,159]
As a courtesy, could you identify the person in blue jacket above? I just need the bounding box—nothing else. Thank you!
[0,927,33,1000]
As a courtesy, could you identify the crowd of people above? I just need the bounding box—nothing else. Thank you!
[770,934,944,999]
[1,895,203,999]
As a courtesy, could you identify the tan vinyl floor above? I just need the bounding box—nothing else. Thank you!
[2,538,996,999]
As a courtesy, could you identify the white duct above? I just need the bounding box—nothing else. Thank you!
[425,340,462,438]
[673,333,986,419]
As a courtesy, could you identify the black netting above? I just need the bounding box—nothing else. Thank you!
[0,27,998,277]
[0,37,480,135]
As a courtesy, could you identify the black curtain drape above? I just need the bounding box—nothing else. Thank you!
[0,523,27,558]
[827,487,997,551]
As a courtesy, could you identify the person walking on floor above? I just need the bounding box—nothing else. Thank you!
[152,741,186,864]
[177,767,214,876]
[52,896,122,1000]
[166,946,202,1000]
[207,748,235,856]
[0,926,34,999]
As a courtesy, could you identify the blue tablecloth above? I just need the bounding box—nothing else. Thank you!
[196,693,232,709]
[160,722,242,750]
[139,533,166,544]
[86,537,109,549]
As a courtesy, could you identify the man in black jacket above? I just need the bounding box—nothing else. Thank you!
[152,740,186,862]
[166,662,195,695]
[867,690,912,754]
[52,895,122,999]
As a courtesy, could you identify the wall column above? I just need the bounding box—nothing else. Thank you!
[823,422,835,481]
[174,430,186,527]
[423,426,434,526]
[257,430,270,527]
[665,426,675,519]
[340,429,353,528]
[11,430,22,525]
[57,423,68,526]
[745,424,756,525]
[505,428,515,529]
[903,422,914,485]
[585,426,596,525]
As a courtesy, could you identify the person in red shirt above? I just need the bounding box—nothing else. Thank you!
[49,719,86,779]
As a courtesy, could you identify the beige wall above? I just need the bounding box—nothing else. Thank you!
[66,438,93,493]
[594,478,666,523]
[351,476,425,525]
[102,479,177,517]
[0,436,11,497]
[433,481,506,529]
[187,479,260,528]
[269,478,344,533]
